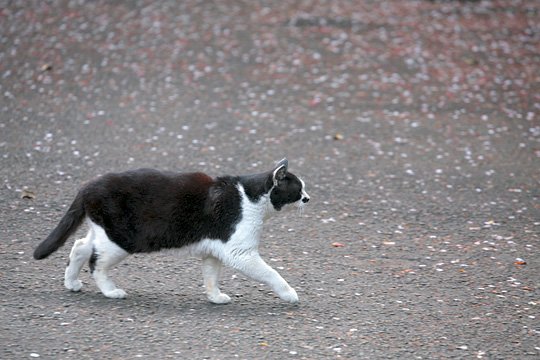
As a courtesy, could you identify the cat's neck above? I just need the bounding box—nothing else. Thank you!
[237,183,273,226]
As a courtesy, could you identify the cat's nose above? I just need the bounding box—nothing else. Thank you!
[302,197,310,203]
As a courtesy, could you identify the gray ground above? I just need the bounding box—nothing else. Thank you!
[1,1,539,359]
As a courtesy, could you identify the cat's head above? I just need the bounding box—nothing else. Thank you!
[269,158,310,211]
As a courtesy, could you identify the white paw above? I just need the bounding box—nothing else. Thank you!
[65,279,83,292]
[208,293,231,304]
[280,287,299,304]
[103,289,127,299]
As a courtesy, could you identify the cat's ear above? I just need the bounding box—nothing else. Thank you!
[272,158,288,185]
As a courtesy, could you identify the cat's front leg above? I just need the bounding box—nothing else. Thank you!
[202,256,231,304]
[227,253,298,303]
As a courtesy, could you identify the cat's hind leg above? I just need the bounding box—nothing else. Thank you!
[202,256,231,304]
[64,231,93,292]
[90,222,129,298]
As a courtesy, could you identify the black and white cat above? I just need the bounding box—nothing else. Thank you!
[34,159,309,304]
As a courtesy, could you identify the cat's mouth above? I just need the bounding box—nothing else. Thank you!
[295,193,310,214]
[295,200,306,215]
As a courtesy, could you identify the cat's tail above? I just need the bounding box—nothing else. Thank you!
[33,191,86,260]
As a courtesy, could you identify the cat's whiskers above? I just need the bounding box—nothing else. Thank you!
[295,201,305,216]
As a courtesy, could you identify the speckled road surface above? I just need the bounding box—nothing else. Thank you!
[1,1,539,359]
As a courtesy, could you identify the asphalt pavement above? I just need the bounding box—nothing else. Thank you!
[1,1,539,359]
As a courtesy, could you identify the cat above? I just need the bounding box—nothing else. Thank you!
[33,159,309,304]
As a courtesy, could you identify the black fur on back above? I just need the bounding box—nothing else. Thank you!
[83,168,243,253]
